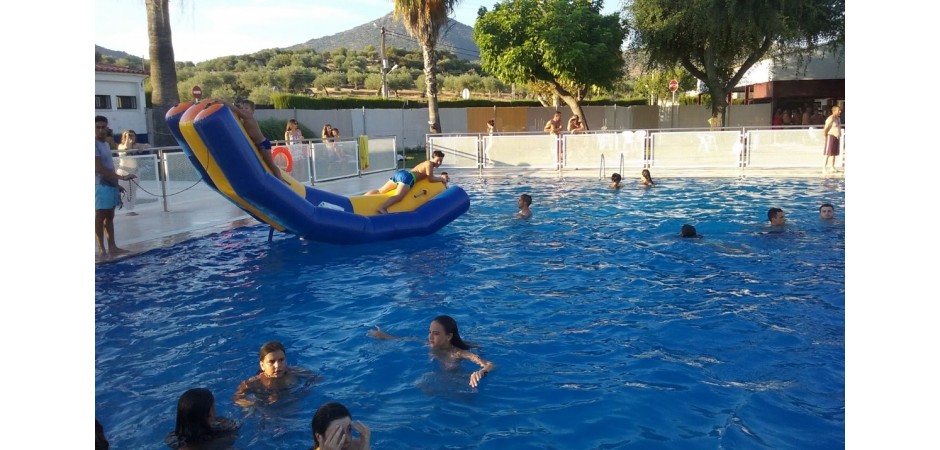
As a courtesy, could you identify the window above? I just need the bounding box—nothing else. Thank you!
[117,95,138,110]
[96,95,111,110]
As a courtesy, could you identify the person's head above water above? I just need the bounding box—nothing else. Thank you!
[680,224,699,238]
[174,388,216,445]
[429,315,470,350]
[611,173,622,183]
[311,402,352,449]
[819,203,835,220]
[258,340,287,378]
[767,207,786,226]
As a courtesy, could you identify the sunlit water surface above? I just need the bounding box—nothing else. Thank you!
[96,175,845,449]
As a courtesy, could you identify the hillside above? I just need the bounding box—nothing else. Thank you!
[289,13,479,61]
[96,13,479,63]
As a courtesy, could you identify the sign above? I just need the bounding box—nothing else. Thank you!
[668,79,679,93]
[192,85,203,99]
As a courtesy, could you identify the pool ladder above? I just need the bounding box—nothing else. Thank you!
[598,153,625,180]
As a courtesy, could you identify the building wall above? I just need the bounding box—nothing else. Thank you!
[95,72,149,142]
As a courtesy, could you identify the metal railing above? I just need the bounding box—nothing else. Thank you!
[428,126,845,174]
[111,136,401,211]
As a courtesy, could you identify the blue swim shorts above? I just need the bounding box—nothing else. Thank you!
[95,184,121,210]
[259,139,272,150]
[390,169,416,188]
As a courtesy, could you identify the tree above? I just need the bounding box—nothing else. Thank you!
[393,0,459,132]
[474,0,627,130]
[146,0,180,146]
[627,0,845,126]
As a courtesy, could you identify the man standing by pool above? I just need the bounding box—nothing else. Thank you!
[366,150,449,214]
[95,115,136,256]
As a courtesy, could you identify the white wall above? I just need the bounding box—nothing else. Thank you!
[95,72,148,140]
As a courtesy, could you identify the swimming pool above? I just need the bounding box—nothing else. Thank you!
[95,175,845,449]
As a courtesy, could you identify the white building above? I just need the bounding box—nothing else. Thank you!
[95,63,149,142]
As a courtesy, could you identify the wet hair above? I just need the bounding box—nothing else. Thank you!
[611,173,621,183]
[173,388,215,447]
[311,402,352,447]
[767,207,783,222]
[95,115,108,124]
[680,224,698,238]
[819,203,834,212]
[96,419,109,450]
[433,315,470,350]
[259,341,285,361]
[432,150,445,159]
[641,169,654,184]
[520,194,532,207]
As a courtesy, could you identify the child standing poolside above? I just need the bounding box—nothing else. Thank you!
[515,194,532,219]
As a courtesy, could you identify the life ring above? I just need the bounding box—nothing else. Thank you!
[271,146,293,173]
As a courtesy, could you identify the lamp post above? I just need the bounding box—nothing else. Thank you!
[380,26,388,99]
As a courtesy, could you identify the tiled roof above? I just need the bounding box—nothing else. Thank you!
[95,63,149,76]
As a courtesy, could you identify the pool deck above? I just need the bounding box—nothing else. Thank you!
[96,167,842,264]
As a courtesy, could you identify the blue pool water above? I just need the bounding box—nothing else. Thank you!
[95,175,845,449]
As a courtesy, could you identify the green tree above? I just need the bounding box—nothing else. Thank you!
[145,0,180,145]
[393,0,459,132]
[474,0,626,130]
[627,0,844,126]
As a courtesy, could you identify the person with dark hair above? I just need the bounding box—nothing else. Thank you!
[609,173,622,189]
[822,105,842,173]
[310,402,371,450]
[767,207,786,227]
[515,194,532,219]
[640,169,655,186]
[95,115,137,256]
[819,203,835,220]
[234,340,318,407]
[680,224,701,238]
[365,150,449,214]
[368,315,495,388]
[165,388,237,450]
[219,99,285,182]
[96,419,110,450]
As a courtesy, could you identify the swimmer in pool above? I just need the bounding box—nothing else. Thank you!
[515,194,532,219]
[368,315,495,388]
[166,388,238,450]
[609,173,622,189]
[234,341,319,407]
[640,169,654,186]
[365,150,449,214]
[311,402,370,450]
[680,224,702,238]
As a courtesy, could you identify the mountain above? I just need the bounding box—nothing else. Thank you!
[96,45,140,61]
[289,13,479,61]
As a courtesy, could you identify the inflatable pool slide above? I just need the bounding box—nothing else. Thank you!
[165,100,469,244]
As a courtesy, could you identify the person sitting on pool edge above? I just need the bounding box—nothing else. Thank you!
[311,402,371,450]
[368,315,495,388]
[609,173,622,189]
[366,150,449,214]
[234,340,319,408]
[515,194,532,219]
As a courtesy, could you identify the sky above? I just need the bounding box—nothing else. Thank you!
[95,0,623,63]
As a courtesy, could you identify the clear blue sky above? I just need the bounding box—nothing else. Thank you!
[95,0,623,63]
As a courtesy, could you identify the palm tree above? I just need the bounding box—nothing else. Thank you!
[146,0,180,146]
[393,0,458,133]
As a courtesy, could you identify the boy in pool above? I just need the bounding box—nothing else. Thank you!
[366,150,449,214]
[234,341,318,407]
[819,203,835,220]
[515,194,532,219]
[369,315,495,388]
[609,173,622,189]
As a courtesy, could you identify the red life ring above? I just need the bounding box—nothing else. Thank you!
[271,146,293,173]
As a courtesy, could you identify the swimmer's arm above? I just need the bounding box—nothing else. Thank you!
[233,379,255,408]
[460,350,495,387]
[368,325,423,342]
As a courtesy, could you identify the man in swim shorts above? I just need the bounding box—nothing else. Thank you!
[366,150,449,214]
[95,115,136,256]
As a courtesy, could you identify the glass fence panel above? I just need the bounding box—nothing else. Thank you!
[747,129,837,168]
[651,130,742,168]
[362,137,397,175]
[429,136,479,169]
[480,135,558,169]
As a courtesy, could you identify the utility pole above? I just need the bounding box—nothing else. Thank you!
[381,26,388,100]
